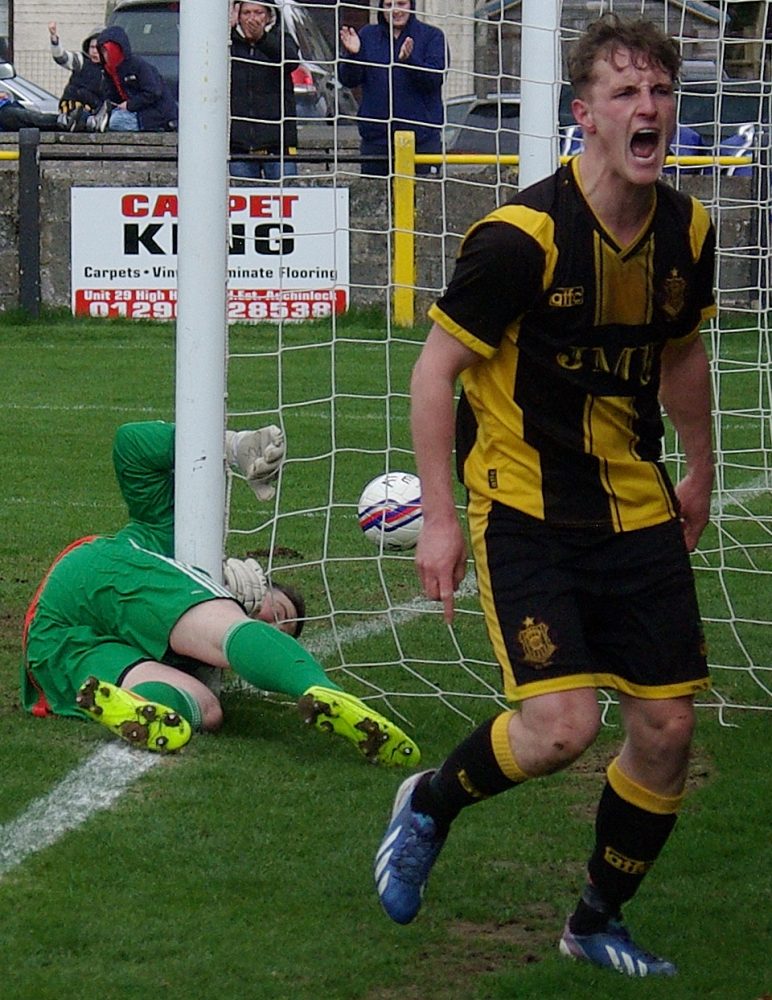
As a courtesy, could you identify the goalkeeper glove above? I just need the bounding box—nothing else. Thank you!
[222,556,268,616]
[226,425,285,501]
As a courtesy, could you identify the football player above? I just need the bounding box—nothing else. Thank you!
[374,13,715,977]
[22,420,420,767]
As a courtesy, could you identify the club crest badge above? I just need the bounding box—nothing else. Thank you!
[517,616,556,668]
[662,268,686,319]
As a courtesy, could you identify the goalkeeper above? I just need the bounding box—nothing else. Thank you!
[21,420,420,767]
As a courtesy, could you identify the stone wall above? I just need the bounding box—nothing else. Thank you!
[0,130,762,317]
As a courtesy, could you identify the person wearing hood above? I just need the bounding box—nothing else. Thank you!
[48,21,104,115]
[95,25,178,132]
[339,0,448,176]
[230,1,300,180]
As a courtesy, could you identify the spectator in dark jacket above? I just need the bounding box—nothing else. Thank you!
[96,25,178,132]
[48,21,104,114]
[338,0,448,175]
[230,1,299,180]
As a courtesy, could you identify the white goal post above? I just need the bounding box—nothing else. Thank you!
[174,0,771,725]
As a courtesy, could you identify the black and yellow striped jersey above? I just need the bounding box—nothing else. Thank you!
[428,158,716,532]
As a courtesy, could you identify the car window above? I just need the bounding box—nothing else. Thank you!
[558,84,575,127]
[678,85,769,144]
[445,99,476,126]
[11,77,56,102]
[468,103,520,125]
[284,6,334,64]
[4,73,59,111]
[111,6,180,56]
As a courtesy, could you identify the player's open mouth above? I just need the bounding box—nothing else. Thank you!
[630,128,660,159]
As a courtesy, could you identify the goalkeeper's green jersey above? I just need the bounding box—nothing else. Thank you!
[21,421,232,718]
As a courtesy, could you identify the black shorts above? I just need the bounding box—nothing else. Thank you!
[467,498,711,702]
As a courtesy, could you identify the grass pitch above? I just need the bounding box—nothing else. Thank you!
[0,311,770,1000]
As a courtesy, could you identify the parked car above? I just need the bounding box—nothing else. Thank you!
[444,92,521,155]
[0,62,59,114]
[107,0,358,120]
[444,89,575,156]
[677,80,771,147]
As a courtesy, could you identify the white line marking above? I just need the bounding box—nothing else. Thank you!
[711,471,772,514]
[0,403,165,412]
[304,571,478,661]
[0,744,159,876]
[0,574,479,879]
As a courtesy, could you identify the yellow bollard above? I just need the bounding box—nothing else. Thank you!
[392,131,416,328]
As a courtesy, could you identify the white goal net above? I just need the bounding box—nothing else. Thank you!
[221,0,771,729]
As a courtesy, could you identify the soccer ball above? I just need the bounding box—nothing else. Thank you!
[357,472,423,550]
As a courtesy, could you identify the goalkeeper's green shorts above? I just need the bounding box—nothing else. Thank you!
[23,534,235,718]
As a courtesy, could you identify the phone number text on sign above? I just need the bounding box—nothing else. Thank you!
[74,288,347,321]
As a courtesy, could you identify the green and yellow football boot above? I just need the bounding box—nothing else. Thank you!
[297,686,420,767]
[76,676,192,752]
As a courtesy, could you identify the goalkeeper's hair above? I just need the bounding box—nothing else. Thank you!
[568,13,682,96]
[273,581,306,639]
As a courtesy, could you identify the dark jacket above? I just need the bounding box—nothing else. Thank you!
[54,28,104,111]
[337,0,448,149]
[96,25,178,131]
[230,1,299,154]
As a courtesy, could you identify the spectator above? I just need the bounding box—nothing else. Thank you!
[0,90,71,132]
[48,21,104,115]
[338,0,448,176]
[230,1,300,180]
[95,25,178,132]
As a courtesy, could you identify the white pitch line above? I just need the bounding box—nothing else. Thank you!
[304,570,478,661]
[0,403,164,413]
[0,743,159,877]
[711,471,772,514]
[0,573,478,879]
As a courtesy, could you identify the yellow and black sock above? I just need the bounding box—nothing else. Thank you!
[569,756,683,935]
[411,710,530,833]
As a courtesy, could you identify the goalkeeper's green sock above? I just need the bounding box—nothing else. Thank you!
[131,681,203,730]
[223,619,342,698]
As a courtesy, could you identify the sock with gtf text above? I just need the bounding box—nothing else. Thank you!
[410,711,531,834]
[569,756,682,935]
[223,619,342,698]
[130,681,203,730]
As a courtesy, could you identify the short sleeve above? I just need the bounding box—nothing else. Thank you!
[430,219,549,355]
